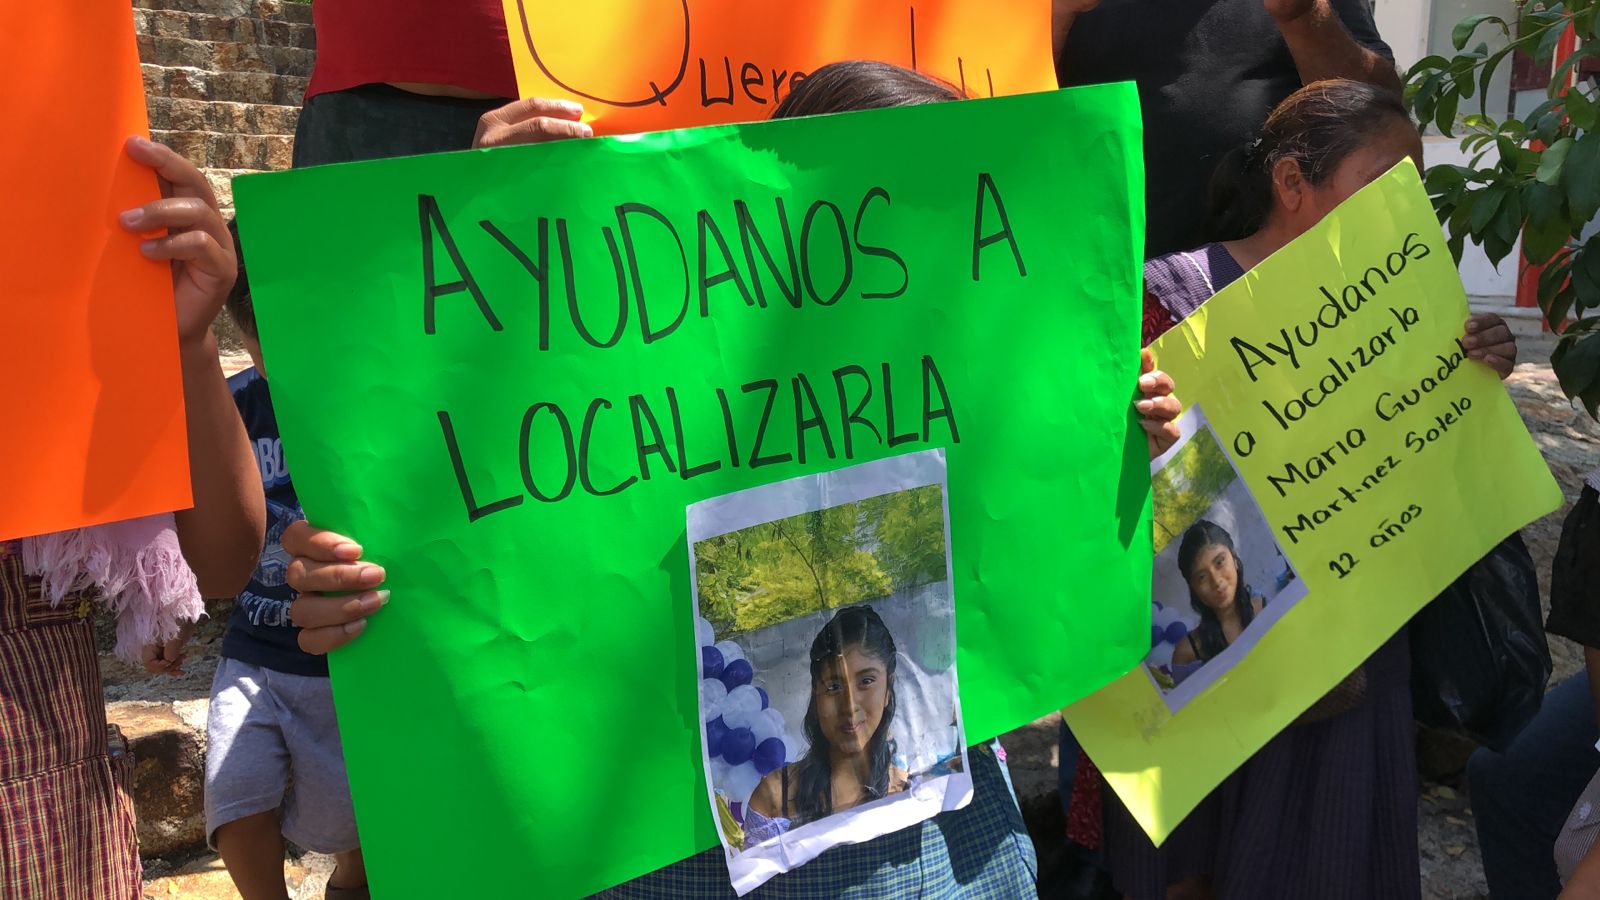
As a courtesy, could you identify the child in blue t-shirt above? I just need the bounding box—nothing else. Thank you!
[203,222,369,900]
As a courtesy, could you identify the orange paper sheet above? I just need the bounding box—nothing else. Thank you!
[501,0,1057,134]
[0,5,190,541]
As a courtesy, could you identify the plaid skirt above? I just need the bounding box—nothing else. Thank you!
[594,741,1037,898]
[0,543,141,900]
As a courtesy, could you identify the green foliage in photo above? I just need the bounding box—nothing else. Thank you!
[695,485,947,636]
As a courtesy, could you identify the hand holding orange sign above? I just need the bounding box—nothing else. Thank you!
[500,0,1057,134]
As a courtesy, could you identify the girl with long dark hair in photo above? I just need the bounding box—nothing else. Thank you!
[1170,520,1266,667]
[745,605,911,843]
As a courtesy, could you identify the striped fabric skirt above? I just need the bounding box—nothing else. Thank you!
[0,544,141,900]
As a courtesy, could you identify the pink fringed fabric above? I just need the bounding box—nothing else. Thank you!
[19,513,202,663]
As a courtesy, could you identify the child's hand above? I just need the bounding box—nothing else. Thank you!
[283,521,389,655]
[140,621,196,677]
[1461,313,1517,379]
[118,137,236,349]
[473,97,593,149]
[1137,348,1182,460]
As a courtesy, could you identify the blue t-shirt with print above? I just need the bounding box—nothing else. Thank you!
[221,367,326,677]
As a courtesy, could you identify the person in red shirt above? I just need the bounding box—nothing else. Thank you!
[293,1,560,166]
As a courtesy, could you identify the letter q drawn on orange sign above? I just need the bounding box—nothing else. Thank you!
[500,0,1056,134]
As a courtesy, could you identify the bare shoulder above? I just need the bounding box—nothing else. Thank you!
[1172,635,1197,666]
[1252,594,1266,615]
[749,767,787,817]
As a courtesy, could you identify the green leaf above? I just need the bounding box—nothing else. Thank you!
[1449,190,1479,240]
[1510,146,1542,177]
[1471,184,1507,234]
[1577,3,1599,38]
[1411,72,1443,123]
[1478,49,1513,114]
[1537,18,1569,66]
[1528,178,1568,223]
[1497,135,1522,171]
[1540,251,1576,309]
[1524,205,1572,262]
[1576,244,1600,308]
[1405,54,1452,81]
[1538,137,1576,183]
[1486,231,1515,267]
[1562,132,1600,221]
[1436,89,1462,136]
[1493,188,1524,248]
[1538,109,1567,145]
[1552,331,1600,419]
[1547,282,1580,329]
[1567,89,1600,131]
[1427,164,1470,207]
[1453,14,1508,50]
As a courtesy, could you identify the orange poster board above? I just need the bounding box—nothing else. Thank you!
[501,0,1056,134]
[0,6,190,541]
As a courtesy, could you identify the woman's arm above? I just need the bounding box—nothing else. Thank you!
[1562,836,1600,898]
[121,137,264,597]
[1051,0,1103,65]
[1268,0,1403,93]
[1171,634,1198,666]
[747,770,785,818]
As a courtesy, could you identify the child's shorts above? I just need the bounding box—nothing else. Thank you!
[205,657,359,853]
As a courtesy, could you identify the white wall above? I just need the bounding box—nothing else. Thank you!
[1374,0,1432,70]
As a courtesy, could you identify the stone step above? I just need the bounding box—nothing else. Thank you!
[142,850,336,899]
[135,7,316,50]
[137,33,315,77]
[201,167,260,213]
[147,96,299,137]
[151,129,294,171]
[143,63,308,106]
[131,0,314,27]
[107,701,209,860]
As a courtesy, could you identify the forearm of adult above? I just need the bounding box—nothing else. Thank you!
[1052,7,1078,62]
[1276,2,1402,93]
[1051,0,1102,78]
[173,334,264,597]
[1562,839,1600,899]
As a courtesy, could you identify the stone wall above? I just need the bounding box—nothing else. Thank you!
[133,0,314,212]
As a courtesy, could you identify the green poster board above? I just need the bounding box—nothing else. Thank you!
[235,86,1147,897]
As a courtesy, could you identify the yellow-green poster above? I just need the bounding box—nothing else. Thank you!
[1064,161,1562,843]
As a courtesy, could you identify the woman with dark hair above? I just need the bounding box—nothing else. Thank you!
[745,606,912,843]
[1169,521,1265,667]
[1080,79,1519,900]
[771,60,962,118]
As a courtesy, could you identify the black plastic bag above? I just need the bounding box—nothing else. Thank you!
[1409,531,1551,752]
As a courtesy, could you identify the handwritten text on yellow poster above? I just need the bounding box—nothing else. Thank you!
[1065,162,1561,844]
